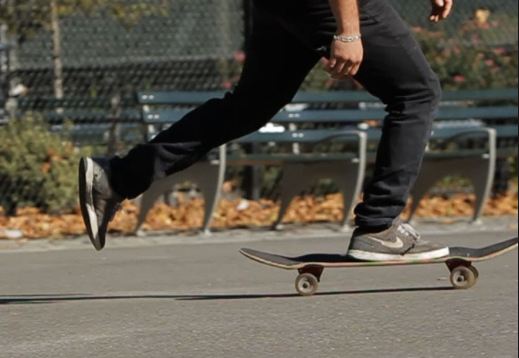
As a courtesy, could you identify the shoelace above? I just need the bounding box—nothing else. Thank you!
[396,223,423,254]
[397,223,421,241]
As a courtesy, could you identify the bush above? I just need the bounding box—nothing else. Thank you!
[0,115,90,215]
[414,12,518,90]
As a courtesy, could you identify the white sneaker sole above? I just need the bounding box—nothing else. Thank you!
[79,157,101,250]
[348,247,450,262]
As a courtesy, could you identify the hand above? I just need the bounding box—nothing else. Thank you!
[324,38,364,80]
[429,0,453,22]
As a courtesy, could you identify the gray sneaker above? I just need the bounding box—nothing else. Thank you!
[347,220,449,261]
[78,157,123,251]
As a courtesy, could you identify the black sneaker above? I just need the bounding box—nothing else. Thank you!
[78,157,123,251]
[347,219,449,261]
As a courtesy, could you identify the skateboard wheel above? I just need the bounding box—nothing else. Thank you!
[295,273,319,296]
[450,266,477,290]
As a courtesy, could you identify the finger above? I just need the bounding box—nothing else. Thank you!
[339,61,354,78]
[333,65,348,79]
[430,0,443,21]
[350,62,362,77]
[322,58,334,74]
[321,57,330,67]
[341,61,355,77]
[328,56,337,72]
[441,0,453,19]
[332,61,346,78]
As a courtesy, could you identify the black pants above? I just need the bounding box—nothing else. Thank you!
[110,0,442,229]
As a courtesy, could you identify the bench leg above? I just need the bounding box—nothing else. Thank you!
[134,146,226,235]
[408,163,447,223]
[410,129,496,224]
[194,152,226,235]
[463,158,495,224]
[470,130,497,223]
[409,157,495,224]
[134,177,175,235]
[274,160,363,231]
[198,146,226,234]
[273,164,316,230]
[333,170,363,231]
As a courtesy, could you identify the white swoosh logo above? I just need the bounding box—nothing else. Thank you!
[369,236,405,249]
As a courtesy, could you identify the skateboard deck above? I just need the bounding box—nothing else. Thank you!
[240,237,518,296]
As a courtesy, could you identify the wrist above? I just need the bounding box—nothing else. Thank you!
[336,23,361,36]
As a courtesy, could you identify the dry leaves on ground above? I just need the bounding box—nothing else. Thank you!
[0,191,517,240]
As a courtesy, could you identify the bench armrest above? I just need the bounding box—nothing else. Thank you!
[439,127,497,150]
[319,130,368,181]
[317,130,367,145]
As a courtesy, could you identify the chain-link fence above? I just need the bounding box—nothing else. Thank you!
[303,0,519,90]
[0,0,246,214]
[0,0,517,216]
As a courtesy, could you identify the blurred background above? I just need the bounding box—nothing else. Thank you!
[0,0,517,239]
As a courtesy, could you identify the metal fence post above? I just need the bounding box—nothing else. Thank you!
[0,24,9,123]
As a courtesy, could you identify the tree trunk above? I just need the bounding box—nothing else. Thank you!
[50,0,64,99]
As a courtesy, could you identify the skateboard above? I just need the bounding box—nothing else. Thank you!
[240,237,518,296]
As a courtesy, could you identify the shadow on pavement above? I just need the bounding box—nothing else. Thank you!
[0,286,453,305]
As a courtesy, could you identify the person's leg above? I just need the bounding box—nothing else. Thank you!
[275,0,441,229]
[269,0,447,260]
[78,5,321,250]
[109,7,321,200]
[351,0,442,230]
[346,1,446,260]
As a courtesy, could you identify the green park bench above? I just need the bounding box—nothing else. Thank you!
[135,88,518,233]
[16,96,141,150]
[9,89,516,233]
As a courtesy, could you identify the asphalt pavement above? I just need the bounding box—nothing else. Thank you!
[0,228,517,358]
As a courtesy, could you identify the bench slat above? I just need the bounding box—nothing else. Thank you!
[137,88,518,105]
[143,106,518,124]
[235,125,517,144]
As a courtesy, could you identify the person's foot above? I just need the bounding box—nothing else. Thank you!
[346,219,449,261]
[78,157,123,251]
